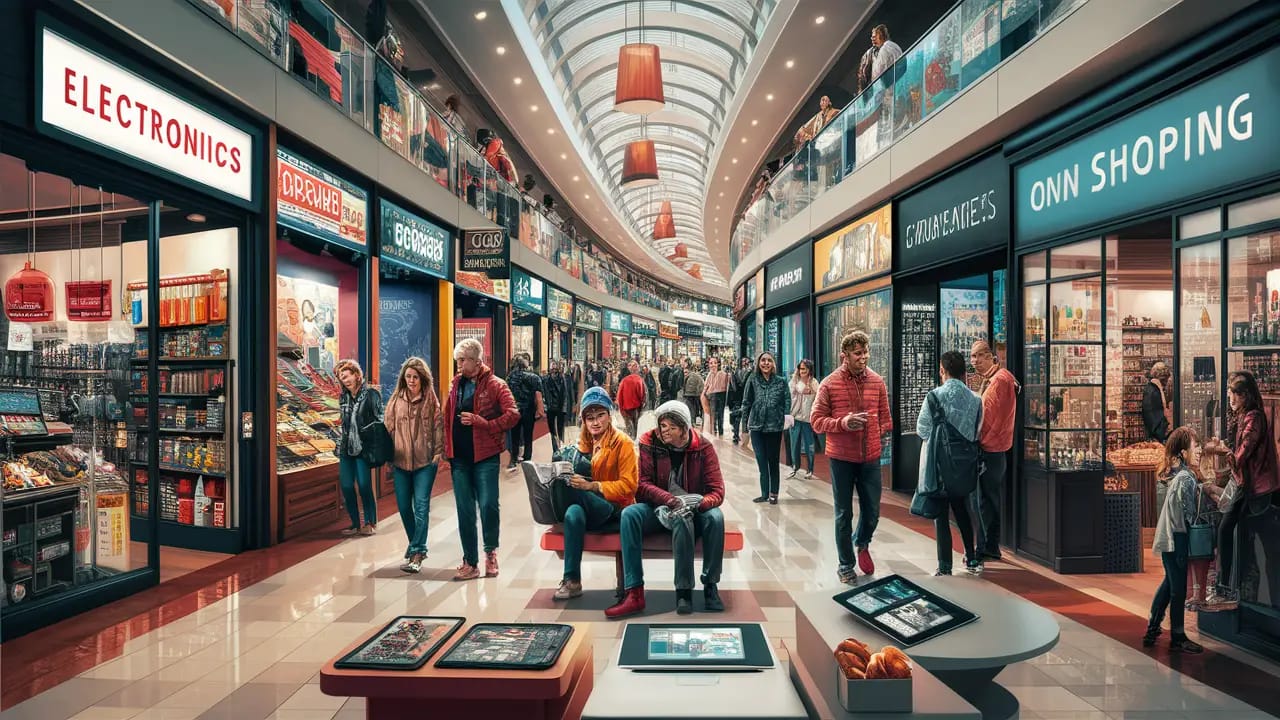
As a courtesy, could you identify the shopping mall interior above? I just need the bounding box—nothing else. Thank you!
[2,0,1280,717]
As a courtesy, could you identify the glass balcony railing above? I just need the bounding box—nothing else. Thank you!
[729,0,1087,274]
[185,0,729,316]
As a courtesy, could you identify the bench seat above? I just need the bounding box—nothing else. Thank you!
[540,524,744,596]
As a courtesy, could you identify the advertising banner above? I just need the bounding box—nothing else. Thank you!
[896,153,1008,272]
[511,267,545,315]
[279,147,368,249]
[733,283,747,316]
[460,229,509,275]
[574,301,602,331]
[677,321,704,339]
[454,271,510,303]
[814,204,892,293]
[659,321,680,340]
[632,316,658,336]
[547,285,574,325]
[603,309,631,334]
[379,199,449,279]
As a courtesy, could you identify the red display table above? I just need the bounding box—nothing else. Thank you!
[320,621,593,720]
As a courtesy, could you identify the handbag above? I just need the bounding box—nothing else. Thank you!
[910,488,946,520]
[363,421,394,468]
[1187,485,1216,560]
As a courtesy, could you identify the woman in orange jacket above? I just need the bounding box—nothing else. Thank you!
[553,387,638,600]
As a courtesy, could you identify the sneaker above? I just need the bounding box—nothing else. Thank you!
[857,546,875,576]
[554,579,583,600]
[768,494,778,505]
[605,587,646,619]
[405,554,424,574]
[837,565,857,585]
[341,526,361,537]
[934,568,953,576]
[676,590,694,615]
[485,551,500,577]
[788,467,800,479]
[1171,637,1204,654]
[965,556,984,575]
[359,523,376,536]
[453,562,481,581]
[506,463,518,472]
[752,496,768,503]
[1142,625,1162,648]
[803,470,815,480]
[703,584,725,612]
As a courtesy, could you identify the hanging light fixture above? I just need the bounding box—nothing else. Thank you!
[666,242,687,261]
[614,4,664,114]
[621,139,659,188]
[687,263,702,280]
[652,199,676,240]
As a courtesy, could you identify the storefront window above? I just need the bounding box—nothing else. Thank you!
[1227,230,1280,394]
[1050,238,1103,278]
[819,289,891,381]
[1179,242,1221,440]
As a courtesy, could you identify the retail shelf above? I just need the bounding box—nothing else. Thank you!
[131,357,232,364]
[128,461,226,478]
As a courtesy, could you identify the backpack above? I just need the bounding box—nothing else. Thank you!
[509,370,534,410]
[925,391,982,498]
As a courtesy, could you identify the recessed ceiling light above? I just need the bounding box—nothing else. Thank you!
[584,194,590,200]
[815,15,826,24]
[718,192,724,197]
[530,105,539,112]
[741,137,747,143]
[547,128,555,134]
[475,11,487,20]
[560,152,568,159]
[496,46,506,55]
[723,175,729,181]
[573,175,580,181]
[751,119,759,126]
[186,213,206,223]
[766,94,774,101]
[731,158,738,164]
[715,205,720,210]
[785,59,795,69]
[513,77,522,85]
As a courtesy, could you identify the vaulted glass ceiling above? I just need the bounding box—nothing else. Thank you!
[517,0,779,286]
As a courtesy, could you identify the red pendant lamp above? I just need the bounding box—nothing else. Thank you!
[652,199,676,240]
[687,263,702,280]
[614,43,665,115]
[621,139,659,188]
[666,242,687,261]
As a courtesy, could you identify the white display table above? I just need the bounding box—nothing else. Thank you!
[794,577,1059,720]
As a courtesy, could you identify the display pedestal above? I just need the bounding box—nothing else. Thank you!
[279,464,341,540]
[583,652,807,719]
[793,578,1059,720]
[321,621,593,720]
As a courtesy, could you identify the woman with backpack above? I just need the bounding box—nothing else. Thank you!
[916,351,982,576]
[739,352,791,505]
[383,357,444,573]
[336,359,384,537]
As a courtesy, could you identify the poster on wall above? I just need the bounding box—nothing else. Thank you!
[765,317,780,357]
[460,229,510,276]
[659,321,680,340]
[277,274,340,370]
[380,200,450,279]
[455,318,493,368]
[379,280,434,401]
[733,283,746,316]
[511,267,545,315]
[814,204,892,292]
[455,271,510,303]
[277,147,368,248]
[547,285,573,324]
[604,309,631,334]
[575,302,602,331]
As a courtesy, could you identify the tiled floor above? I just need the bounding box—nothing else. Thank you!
[2,411,1277,720]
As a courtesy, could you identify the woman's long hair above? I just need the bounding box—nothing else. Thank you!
[393,356,435,400]
[791,359,816,390]
[754,351,776,379]
[1229,370,1264,416]
[1157,426,1199,480]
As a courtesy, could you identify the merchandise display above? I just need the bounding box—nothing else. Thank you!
[898,303,937,435]
[434,623,574,670]
[939,285,989,392]
[832,637,912,680]
[831,575,978,646]
[618,622,775,670]
[1120,324,1173,445]
[275,355,342,474]
[819,289,890,380]
[334,616,464,670]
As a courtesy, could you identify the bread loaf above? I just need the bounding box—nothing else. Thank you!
[865,653,889,679]
[879,646,912,679]
[836,638,871,664]
[835,651,866,679]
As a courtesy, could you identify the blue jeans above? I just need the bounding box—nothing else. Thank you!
[790,421,816,472]
[561,489,619,581]
[830,458,882,568]
[451,456,501,566]
[620,503,725,591]
[338,454,376,528]
[393,464,437,557]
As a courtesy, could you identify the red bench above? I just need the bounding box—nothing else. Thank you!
[540,524,745,597]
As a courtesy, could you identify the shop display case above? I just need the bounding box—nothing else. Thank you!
[275,353,342,475]
[1120,325,1173,444]
[898,302,937,437]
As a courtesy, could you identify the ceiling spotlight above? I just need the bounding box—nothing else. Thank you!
[560,152,568,159]
[475,11,487,20]
[751,119,759,126]
[766,93,774,101]
[530,104,539,112]
[715,205,720,210]
[741,137,747,143]
[186,213,206,223]
[815,15,826,24]
[786,59,795,69]
[513,77,522,85]
[547,128,556,134]
[731,158,738,164]
[496,46,506,55]
[718,192,724,197]
[723,175,729,181]
[584,194,591,200]
[573,175,580,182]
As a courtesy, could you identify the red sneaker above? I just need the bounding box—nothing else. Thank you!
[485,551,500,577]
[857,546,875,576]
[605,587,646,619]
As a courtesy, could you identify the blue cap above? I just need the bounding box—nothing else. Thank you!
[580,386,614,413]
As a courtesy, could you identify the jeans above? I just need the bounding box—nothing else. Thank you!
[729,407,743,441]
[620,503,725,591]
[1217,499,1245,590]
[338,454,376,528]
[830,458,882,567]
[750,430,783,497]
[546,412,566,453]
[452,455,501,566]
[393,464,437,556]
[708,392,726,435]
[973,451,1006,554]
[1150,532,1190,635]
[935,495,977,571]
[561,489,619,581]
[509,412,537,463]
[790,421,816,472]
[621,408,641,439]
[685,395,703,426]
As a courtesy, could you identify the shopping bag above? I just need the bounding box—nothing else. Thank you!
[910,488,946,520]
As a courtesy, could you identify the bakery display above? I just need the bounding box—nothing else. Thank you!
[833,638,912,680]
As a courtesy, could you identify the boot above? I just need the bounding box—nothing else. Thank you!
[605,587,646,619]
[1142,622,1162,648]
[676,589,693,615]
[703,584,725,612]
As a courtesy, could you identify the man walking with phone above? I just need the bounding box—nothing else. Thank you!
[969,341,1018,561]
[811,331,892,584]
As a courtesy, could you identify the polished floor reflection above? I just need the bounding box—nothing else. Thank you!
[1,412,1276,720]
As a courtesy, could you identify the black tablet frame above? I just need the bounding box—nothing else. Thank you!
[832,574,979,647]
[618,622,775,670]
[333,615,465,670]
[434,623,575,670]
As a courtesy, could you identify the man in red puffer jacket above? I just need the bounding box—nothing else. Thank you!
[811,330,892,586]
[616,360,647,438]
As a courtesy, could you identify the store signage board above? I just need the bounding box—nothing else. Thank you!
[575,301,602,331]
[744,271,762,311]
[460,229,510,276]
[279,147,368,249]
[897,154,1009,271]
[733,284,746,316]
[603,309,632,334]
[659,321,680,339]
[632,316,659,336]
[765,243,810,310]
[37,26,254,204]
[454,270,510,303]
[379,199,449,280]
[511,267,545,315]
[66,280,113,321]
[547,285,574,325]
[1015,46,1280,245]
[677,321,704,339]
[815,204,892,292]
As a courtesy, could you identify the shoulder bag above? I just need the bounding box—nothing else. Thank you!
[1187,483,1216,559]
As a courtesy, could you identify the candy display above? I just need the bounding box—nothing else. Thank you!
[276,356,342,474]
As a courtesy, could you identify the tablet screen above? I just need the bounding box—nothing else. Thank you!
[832,575,978,646]
[647,627,745,661]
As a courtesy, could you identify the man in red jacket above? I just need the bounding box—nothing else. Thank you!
[970,341,1019,561]
[611,401,726,617]
[616,360,647,439]
[811,331,892,585]
[444,338,521,581]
